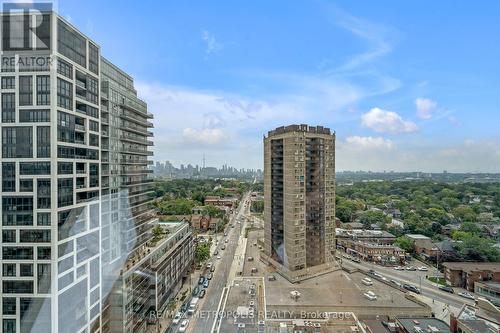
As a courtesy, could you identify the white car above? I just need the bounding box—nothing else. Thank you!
[417,266,428,271]
[179,319,189,332]
[458,292,476,300]
[217,255,221,259]
[172,312,182,325]
[394,266,403,270]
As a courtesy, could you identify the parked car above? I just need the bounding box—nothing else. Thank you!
[180,302,189,313]
[214,250,219,255]
[206,262,212,269]
[221,245,226,250]
[207,272,213,280]
[417,266,428,271]
[362,278,373,286]
[352,258,361,263]
[217,255,221,259]
[172,312,182,325]
[406,266,417,271]
[403,284,421,294]
[394,266,403,270]
[199,289,206,298]
[198,276,205,285]
[364,291,377,301]
[268,275,276,281]
[458,292,476,300]
[439,285,454,293]
[210,266,216,272]
[192,286,199,296]
[203,280,210,288]
[179,319,189,333]
[247,256,254,261]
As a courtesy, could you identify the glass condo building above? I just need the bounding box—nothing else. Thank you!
[0,11,158,333]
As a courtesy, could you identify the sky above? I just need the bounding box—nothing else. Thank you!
[58,0,500,172]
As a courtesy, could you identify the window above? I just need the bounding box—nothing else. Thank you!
[2,127,33,158]
[2,230,15,243]
[37,247,51,260]
[19,264,33,277]
[36,75,50,105]
[58,162,73,174]
[37,179,51,209]
[1,76,15,89]
[37,213,51,226]
[19,76,33,106]
[19,162,50,175]
[2,264,16,277]
[87,105,98,118]
[19,179,33,192]
[89,164,99,187]
[1,93,15,122]
[3,298,16,315]
[37,264,51,293]
[58,178,73,207]
[37,126,51,158]
[57,78,72,110]
[87,76,99,104]
[2,281,34,294]
[89,133,99,147]
[2,162,15,192]
[58,20,86,67]
[57,58,73,79]
[20,230,51,243]
[3,319,16,333]
[2,197,33,226]
[57,111,75,143]
[89,42,99,74]
[19,109,50,122]
[2,247,33,260]
[89,120,99,132]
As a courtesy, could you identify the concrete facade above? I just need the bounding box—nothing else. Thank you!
[263,125,336,282]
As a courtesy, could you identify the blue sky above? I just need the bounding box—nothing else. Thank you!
[59,0,500,172]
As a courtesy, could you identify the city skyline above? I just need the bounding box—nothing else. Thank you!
[57,1,500,172]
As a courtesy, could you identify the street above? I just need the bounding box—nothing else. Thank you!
[183,193,251,333]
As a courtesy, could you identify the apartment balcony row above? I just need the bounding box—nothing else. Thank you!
[120,133,154,146]
[120,147,154,156]
[119,111,153,128]
[119,124,153,137]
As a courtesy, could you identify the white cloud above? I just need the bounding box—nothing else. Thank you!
[345,136,394,150]
[361,107,418,134]
[182,128,227,145]
[415,97,437,119]
[202,30,222,55]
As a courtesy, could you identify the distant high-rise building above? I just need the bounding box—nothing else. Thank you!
[262,125,337,282]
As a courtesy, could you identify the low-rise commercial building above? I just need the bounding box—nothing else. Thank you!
[406,234,437,258]
[396,317,451,333]
[474,282,500,307]
[336,229,397,245]
[451,301,499,333]
[443,262,500,291]
[341,240,406,264]
[104,222,193,332]
[204,195,238,209]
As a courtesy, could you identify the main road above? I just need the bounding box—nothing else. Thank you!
[186,193,251,333]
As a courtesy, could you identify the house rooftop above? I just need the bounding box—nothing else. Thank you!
[406,234,431,240]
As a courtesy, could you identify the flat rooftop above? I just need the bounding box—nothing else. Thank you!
[267,124,332,137]
[442,262,500,272]
[265,270,419,308]
[396,317,451,333]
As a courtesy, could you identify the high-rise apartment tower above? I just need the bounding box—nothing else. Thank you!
[263,125,337,282]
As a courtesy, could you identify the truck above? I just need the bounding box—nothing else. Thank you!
[187,297,199,315]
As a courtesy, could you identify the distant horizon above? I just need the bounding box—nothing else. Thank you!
[152,160,500,175]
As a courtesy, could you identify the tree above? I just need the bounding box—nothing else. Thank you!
[195,243,211,263]
[202,205,224,218]
[358,210,390,228]
[395,236,413,253]
[250,200,264,213]
[452,205,477,222]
